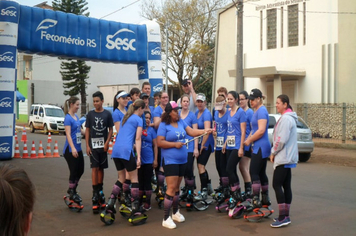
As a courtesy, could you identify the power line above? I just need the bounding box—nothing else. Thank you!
[99,0,140,19]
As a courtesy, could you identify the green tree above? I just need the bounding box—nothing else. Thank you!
[52,0,90,116]
[141,0,227,102]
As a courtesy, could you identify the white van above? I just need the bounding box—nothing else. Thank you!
[28,104,65,134]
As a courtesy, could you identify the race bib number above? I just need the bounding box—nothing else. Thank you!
[216,137,224,148]
[91,137,104,149]
[227,135,235,147]
[76,133,81,144]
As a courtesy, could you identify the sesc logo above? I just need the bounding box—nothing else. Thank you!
[0,97,12,108]
[138,66,146,75]
[151,47,161,56]
[0,143,10,154]
[36,19,58,32]
[0,52,14,62]
[1,6,17,17]
[106,29,136,51]
[153,83,163,92]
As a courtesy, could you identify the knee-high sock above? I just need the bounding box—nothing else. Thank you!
[164,194,173,220]
[172,191,179,214]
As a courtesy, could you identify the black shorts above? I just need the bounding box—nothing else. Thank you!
[244,146,252,158]
[197,145,212,166]
[90,149,108,169]
[163,160,186,177]
[112,152,137,172]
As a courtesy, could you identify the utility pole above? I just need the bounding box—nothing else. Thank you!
[236,0,244,92]
[165,23,169,92]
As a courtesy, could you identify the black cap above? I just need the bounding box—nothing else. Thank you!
[140,93,149,99]
[247,88,263,100]
[182,79,190,86]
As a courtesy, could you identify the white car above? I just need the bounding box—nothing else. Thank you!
[28,104,65,134]
[268,114,314,162]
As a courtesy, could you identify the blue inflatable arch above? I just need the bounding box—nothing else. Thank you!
[0,0,163,160]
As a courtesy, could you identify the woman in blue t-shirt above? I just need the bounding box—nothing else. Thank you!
[223,91,246,208]
[213,95,229,192]
[105,99,145,216]
[63,96,85,207]
[112,90,131,196]
[238,91,254,197]
[138,111,158,211]
[157,101,211,229]
[244,89,272,208]
[178,94,199,202]
[194,93,215,201]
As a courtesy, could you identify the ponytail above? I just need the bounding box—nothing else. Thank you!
[63,96,79,115]
[122,99,145,126]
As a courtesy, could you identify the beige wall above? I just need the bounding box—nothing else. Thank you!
[213,5,237,101]
[338,0,356,103]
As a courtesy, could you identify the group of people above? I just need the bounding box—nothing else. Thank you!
[59,79,298,229]
[0,79,300,235]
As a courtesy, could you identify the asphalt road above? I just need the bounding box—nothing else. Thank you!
[4,132,356,236]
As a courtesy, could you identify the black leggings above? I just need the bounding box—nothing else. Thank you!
[250,149,268,186]
[197,145,212,166]
[273,165,292,204]
[138,164,153,191]
[64,147,84,184]
[215,150,228,178]
[226,149,241,185]
[184,152,195,178]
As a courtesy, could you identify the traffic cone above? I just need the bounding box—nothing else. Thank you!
[53,141,60,158]
[47,132,52,143]
[21,126,27,142]
[14,140,21,158]
[45,142,52,158]
[22,141,29,159]
[15,130,18,141]
[30,141,38,159]
[108,139,113,155]
[38,140,45,158]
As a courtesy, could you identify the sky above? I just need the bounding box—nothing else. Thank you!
[15,0,157,24]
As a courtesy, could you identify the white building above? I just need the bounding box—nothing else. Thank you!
[213,0,356,113]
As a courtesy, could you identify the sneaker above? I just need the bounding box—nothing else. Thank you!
[270,217,291,228]
[172,210,185,222]
[194,188,208,201]
[162,216,177,229]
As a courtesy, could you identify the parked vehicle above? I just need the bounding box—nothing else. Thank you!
[268,114,314,162]
[28,104,65,134]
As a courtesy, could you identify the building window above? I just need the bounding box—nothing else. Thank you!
[288,4,298,47]
[260,10,263,50]
[281,7,283,48]
[303,2,306,45]
[267,9,277,49]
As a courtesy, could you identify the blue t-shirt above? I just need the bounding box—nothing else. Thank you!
[226,108,246,150]
[195,108,214,152]
[153,105,164,119]
[141,127,157,164]
[157,120,188,165]
[251,106,271,158]
[112,108,126,123]
[244,108,254,151]
[214,110,228,151]
[112,114,143,160]
[179,111,198,152]
[63,114,82,154]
